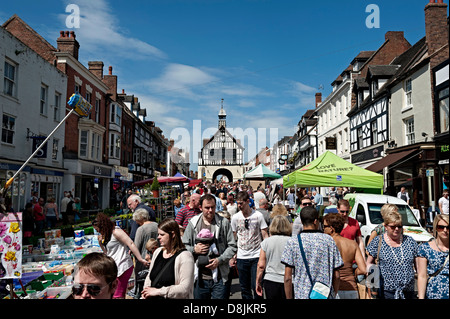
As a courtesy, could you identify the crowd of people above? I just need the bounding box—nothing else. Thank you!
[68,180,448,300]
[20,191,82,244]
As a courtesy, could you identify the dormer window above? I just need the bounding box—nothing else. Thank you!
[372,80,379,96]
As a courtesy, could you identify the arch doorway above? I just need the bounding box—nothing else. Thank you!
[212,168,233,183]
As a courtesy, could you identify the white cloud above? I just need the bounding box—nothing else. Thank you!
[147,63,218,99]
[59,0,166,60]
[289,80,317,107]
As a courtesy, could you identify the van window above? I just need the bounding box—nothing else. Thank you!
[368,204,420,226]
[368,205,384,224]
[356,204,366,224]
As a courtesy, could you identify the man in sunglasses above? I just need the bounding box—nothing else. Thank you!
[338,199,365,257]
[231,191,268,299]
[292,196,314,236]
[72,252,118,299]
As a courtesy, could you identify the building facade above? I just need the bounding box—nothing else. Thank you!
[198,104,245,182]
[1,25,67,210]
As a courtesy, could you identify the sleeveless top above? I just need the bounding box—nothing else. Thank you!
[46,205,56,217]
[106,227,134,277]
[339,261,358,291]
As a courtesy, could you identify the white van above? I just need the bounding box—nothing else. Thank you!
[344,193,433,246]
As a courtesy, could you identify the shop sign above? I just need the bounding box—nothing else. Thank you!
[32,137,47,158]
[81,163,112,177]
[114,165,129,176]
[326,137,337,150]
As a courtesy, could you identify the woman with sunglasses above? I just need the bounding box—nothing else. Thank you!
[72,252,118,299]
[366,209,419,299]
[417,214,449,299]
[141,218,194,299]
[92,213,150,299]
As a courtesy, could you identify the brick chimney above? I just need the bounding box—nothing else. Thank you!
[103,66,118,100]
[315,92,322,107]
[57,30,80,60]
[88,61,104,79]
[425,0,449,57]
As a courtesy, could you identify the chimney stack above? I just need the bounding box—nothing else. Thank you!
[315,92,322,107]
[425,0,448,57]
[88,61,104,79]
[57,30,80,60]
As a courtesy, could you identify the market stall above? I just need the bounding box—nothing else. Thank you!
[244,164,282,179]
[1,221,103,299]
[283,151,384,193]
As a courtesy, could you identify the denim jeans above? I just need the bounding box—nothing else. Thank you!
[236,258,263,299]
[194,278,226,299]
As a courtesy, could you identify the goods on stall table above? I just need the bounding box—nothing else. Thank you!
[37,286,72,299]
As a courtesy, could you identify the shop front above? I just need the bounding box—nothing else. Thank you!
[1,162,65,211]
[435,135,449,192]
[79,162,112,210]
[64,159,112,211]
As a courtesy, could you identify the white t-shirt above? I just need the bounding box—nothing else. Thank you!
[231,210,268,259]
[438,196,449,214]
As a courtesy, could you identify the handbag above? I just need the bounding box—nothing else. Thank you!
[297,234,331,299]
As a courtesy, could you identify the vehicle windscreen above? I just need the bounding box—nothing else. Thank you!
[368,204,420,226]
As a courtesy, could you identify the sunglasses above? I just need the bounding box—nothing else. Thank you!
[302,202,313,206]
[72,282,111,296]
[244,219,250,229]
[339,210,349,214]
[437,225,449,231]
[386,224,403,230]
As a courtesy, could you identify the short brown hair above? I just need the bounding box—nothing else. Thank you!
[324,213,346,234]
[337,199,350,209]
[75,252,117,285]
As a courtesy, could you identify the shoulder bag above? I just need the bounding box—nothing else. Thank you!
[297,234,331,299]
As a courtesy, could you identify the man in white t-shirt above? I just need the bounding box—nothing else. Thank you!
[231,191,268,299]
[438,190,449,215]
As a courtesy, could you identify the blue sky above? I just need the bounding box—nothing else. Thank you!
[1,0,437,171]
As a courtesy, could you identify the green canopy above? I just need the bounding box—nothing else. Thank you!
[283,151,383,191]
[244,163,281,179]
